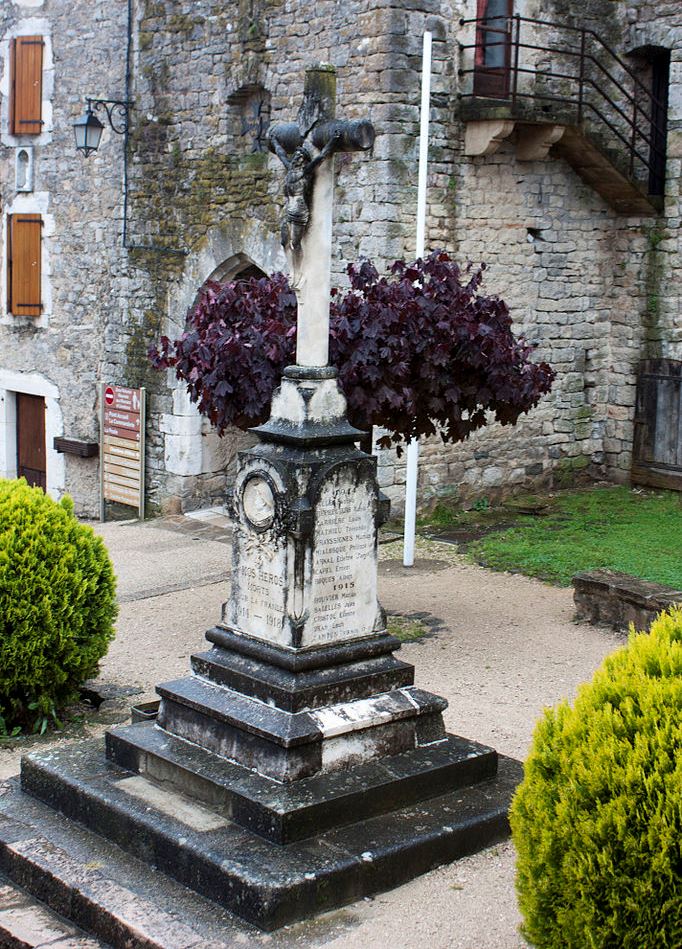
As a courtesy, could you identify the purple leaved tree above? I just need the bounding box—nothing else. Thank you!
[149,251,555,453]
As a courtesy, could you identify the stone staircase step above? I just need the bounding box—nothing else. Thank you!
[0,780,254,947]
[0,877,107,948]
[156,675,448,781]
[553,126,658,214]
[190,645,415,712]
[106,723,498,843]
[15,740,521,931]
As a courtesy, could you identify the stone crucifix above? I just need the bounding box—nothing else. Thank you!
[268,64,374,368]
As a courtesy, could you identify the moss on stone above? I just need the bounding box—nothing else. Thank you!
[642,224,665,358]
[168,13,204,34]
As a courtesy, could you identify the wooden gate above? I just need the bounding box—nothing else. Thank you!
[632,358,682,491]
[16,392,46,489]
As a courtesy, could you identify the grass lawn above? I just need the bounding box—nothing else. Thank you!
[464,486,682,587]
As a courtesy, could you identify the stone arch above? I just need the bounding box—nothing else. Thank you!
[204,251,268,286]
[171,216,285,335]
[158,218,286,509]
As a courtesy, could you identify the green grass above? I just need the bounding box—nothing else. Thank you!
[387,615,428,642]
[467,486,682,587]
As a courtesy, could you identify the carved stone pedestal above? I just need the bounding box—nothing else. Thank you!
[14,369,521,933]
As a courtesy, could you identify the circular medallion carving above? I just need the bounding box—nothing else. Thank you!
[242,476,276,529]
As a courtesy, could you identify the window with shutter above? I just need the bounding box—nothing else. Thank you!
[7,214,42,317]
[10,36,44,136]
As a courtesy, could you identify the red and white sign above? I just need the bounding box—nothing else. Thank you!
[103,385,140,413]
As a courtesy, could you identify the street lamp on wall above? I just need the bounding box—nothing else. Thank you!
[73,98,131,157]
[72,90,186,255]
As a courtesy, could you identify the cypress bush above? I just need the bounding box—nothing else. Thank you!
[0,479,117,732]
[510,607,682,949]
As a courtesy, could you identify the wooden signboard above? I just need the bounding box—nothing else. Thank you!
[100,384,145,520]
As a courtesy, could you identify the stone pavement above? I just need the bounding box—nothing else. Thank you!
[0,516,625,948]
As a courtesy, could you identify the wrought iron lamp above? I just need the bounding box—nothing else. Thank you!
[73,98,131,157]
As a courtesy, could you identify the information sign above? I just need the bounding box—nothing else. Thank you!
[100,384,145,520]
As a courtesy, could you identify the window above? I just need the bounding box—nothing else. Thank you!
[10,36,44,136]
[7,214,42,316]
[227,85,271,155]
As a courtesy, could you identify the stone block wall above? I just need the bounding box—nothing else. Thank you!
[1,0,679,516]
[0,0,128,515]
[373,0,682,512]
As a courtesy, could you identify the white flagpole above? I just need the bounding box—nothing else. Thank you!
[403,30,432,567]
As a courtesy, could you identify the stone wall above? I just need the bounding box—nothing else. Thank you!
[0,0,128,515]
[376,0,682,511]
[1,0,679,516]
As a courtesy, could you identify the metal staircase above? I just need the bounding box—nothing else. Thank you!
[458,13,668,215]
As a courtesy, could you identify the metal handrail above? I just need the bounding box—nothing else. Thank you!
[461,38,656,128]
[504,62,660,157]
[460,50,659,161]
[460,13,667,112]
[459,13,668,193]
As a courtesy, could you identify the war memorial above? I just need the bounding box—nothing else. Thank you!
[4,66,519,932]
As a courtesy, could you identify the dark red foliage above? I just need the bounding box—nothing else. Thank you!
[331,251,555,449]
[149,273,297,431]
[149,251,555,451]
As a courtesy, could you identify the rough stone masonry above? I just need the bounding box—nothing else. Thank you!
[0,0,679,515]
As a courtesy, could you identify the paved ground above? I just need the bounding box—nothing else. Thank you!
[0,516,625,948]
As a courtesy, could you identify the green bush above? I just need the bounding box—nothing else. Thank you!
[511,608,682,948]
[0,479,117,732]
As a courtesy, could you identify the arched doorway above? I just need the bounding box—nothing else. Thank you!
[234,262,267,281]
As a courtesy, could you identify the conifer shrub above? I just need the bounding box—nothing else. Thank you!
[510,608,682,949]
[0,479,117,733]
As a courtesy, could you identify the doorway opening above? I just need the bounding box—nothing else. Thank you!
[473,0,513,98]
[629,45,670,197]
[16,392,46,489]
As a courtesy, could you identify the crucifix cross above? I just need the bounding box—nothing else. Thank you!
[268,64,374,368]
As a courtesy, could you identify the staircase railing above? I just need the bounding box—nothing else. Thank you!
[458,14,668,196]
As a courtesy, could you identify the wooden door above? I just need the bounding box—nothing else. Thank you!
[16,393,46,489]
[632,359,682,491]
[473,0,513,99]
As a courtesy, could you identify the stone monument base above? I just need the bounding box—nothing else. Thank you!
[5,363,523,936]
[13,734,520,933]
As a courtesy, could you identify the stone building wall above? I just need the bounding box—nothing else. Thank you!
[1,0,679,516]
[375,0,682,511]
[0,0,128,515]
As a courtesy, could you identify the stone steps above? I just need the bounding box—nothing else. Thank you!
[190,645,415,712]
[106,723,498,843]
[0,877,107,948]
[15,740,521,932]
[155,675,448,782]
[0,780,251,947]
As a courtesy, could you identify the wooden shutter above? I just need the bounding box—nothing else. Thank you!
[8,214,42,317]
[10,36,44,136]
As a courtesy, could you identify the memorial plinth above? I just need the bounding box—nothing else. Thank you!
[10,65,521,937]
[16,358,520,931]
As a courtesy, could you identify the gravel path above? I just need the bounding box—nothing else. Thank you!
[0,520,624,948]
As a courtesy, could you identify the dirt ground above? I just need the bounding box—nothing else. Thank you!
[0,519,625,948]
